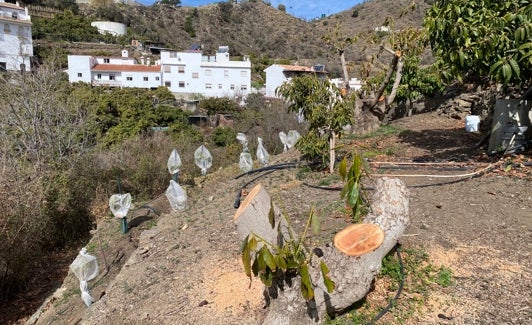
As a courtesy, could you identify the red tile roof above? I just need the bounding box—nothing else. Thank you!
[92,64,161,72]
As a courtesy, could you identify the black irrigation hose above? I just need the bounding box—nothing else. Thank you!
[367,244,405,325]
[234,169,277,208]
[233,161,319,208]
[234,162,302,180]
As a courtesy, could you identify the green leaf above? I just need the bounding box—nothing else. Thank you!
[259,268,273,287]
[338,156,347,180]
[489,60,504,75]
[502,63,512,84]
[311,211,320,235]
[276,255,287,269]
[300,263,314,300]
[251,256,260,276]
[241,237,251,278]
[320,261,336,293]
[341,178,354,199]
[261,246,277,271]
[509,58,520,78]
[348,182,360,207]
[353,154,362,179]
[268,199,276,229]
[248,236,257,251]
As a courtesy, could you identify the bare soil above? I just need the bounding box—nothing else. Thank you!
[6,112,532,325]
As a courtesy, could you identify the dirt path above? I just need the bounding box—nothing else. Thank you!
[25,112,531,325]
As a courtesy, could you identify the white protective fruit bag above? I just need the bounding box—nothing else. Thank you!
[69,248,99,307]
[256,137,270,166]
[166,179,187,211]
[194,145,213,175]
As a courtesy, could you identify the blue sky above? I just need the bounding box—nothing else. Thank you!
[136,1,364,20]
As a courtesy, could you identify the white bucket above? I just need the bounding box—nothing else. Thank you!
[465,115,480,132]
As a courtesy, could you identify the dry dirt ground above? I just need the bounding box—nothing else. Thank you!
[7,112,532,324]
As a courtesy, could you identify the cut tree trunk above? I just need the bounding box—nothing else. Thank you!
[233,177,410,324]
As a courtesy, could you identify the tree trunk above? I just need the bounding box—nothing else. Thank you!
[329,131,336,174]
[340,51,350,91]
[233,178,409,324]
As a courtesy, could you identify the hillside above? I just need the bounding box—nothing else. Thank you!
[74,0,432,77]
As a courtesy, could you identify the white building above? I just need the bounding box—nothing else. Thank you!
[264,64,327,98]
[68,50,162,89]
[330,77,363,92]
[67,46,252,98]
[0,0,33,72]
[160,46,251,98]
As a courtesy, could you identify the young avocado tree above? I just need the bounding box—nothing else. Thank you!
[276,75,351,173]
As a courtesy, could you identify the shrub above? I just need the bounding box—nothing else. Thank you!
[198,97,240,115]
[212,126,237,147]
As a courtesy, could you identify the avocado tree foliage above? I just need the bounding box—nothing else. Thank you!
[276,75,351,173]
[424,0,532,85]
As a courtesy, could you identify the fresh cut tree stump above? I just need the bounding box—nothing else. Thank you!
[233,177,410,324]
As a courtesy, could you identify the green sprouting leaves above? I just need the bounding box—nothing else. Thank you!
[240,205,336,301]
[340,152,370,222]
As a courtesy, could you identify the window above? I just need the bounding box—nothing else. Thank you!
[205,69,212,76]
[230,84,235,90]
[178,66,185,74]
[205,83,212,89]
[97,74,102,79]
[4,24,11,33]
[165,81,171,87]
[103,58,110,63]
[126,76,133,81]
[77,73,82,77]
[179,81,185,88]
[218,84,223,89]
[192,72,199,79]
[0,62,6,72]
[170,52,177,58]
[164,66,171,73]
[240,70,247,77]
[155,76,160,81]
[109,74,115,81]
[224,70,229,77]
[241,85,248,91]
[143,76,149,81]
[12,12,18,19]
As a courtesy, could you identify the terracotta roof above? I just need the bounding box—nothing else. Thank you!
[279,65,314,72]
[92,64,161,73]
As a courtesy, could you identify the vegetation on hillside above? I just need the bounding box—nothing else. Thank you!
[0,61,305,301]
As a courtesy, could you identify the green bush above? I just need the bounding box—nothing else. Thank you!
[212,126,237,147]
[198,97,240,115]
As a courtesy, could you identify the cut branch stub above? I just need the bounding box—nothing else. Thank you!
[333,223,385,257]
[233,184,290,247]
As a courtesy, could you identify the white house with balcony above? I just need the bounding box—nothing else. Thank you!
[67,46,251,98]
[0,0,33,72]
[264,64,328,98]
[68,50,162,88]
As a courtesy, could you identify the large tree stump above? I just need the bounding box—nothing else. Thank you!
[233,177,409,324]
